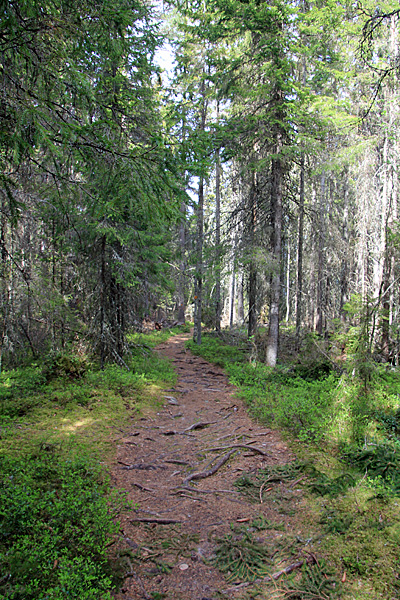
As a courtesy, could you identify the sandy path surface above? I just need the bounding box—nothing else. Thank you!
[112,333,296,600]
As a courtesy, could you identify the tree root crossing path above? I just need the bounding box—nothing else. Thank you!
[112,333,298,600]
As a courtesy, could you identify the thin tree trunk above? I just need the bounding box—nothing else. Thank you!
[266,155,283,367]
[316,173,326,336]
[340,180,349,322]
[238,271,244,323]
[229,235,237,329]
[178,200,186,323]
[295,151,305,350]
[193,77,207,345]
[248,174,257,338]
[215,140,222,332]
[100,235,106,369]
[285,237,290,323]
[193,176,204,345]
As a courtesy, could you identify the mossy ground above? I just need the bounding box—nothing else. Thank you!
[0,327,182,600]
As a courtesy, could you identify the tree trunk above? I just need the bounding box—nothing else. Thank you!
[229,235,237,329]
[178,200,187,323]
[215,141,222,332]
[285,236,290,323]
[100,235,106,370]
[295,150,305,350]
[238,271,244,323]
[316,173,326,336]
[266,154,283,367]
[193,176,204,345]
[248,174,258,338]
[340,179,349,322]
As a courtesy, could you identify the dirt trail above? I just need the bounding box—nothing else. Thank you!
[112,333,296,600]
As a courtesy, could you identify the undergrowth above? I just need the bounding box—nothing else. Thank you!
[0,327,181,599]
[0,453,121,600]
[187,331,400,599]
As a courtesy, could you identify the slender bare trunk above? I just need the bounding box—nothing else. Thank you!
[295,151,305,350]
[193,176,204,345]
[178,200,186,323]
[266,154,283,367]
[215,141,222,332]
[229,235,237,329]
[316,173,326,335]
[248,174,257,338]
[285,237,290,323]
[100,235,106,369]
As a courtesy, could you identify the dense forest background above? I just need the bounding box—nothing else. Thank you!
[2,0,400,369]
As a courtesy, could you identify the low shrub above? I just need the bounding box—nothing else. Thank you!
[186,335,247,367]
[43,351,90,381]
[0,454,118,600]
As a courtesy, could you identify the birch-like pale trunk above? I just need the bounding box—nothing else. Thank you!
[266,153,283,367]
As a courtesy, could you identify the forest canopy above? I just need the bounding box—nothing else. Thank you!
[1,0,400,368]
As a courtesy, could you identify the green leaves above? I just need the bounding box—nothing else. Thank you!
[0,455,117,599]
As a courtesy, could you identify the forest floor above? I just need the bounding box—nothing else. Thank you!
[111,333,314,600]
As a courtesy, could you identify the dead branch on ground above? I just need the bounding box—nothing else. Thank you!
[130,518,183,525]
[228,554,317,590]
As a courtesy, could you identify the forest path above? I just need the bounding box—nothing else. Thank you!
[112,333,296,600]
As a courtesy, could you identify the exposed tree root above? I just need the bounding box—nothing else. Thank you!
[183,449,236,484]
[184,421,216,432]
[204,444,270,457]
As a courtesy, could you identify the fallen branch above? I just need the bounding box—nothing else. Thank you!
[228,555,317,590]
[204,444,270,457]
[174,492,206,502]
[131,482,154,493]
[183,449,236,485]
[259,481,273,503]
[289,476,306,488]
[312,339,344,374]
[118,462,158,471]
[267,554,317,581]
[174,486,239,495]
[130,518,182,525]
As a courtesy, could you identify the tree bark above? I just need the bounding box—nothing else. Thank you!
[316,173,326,336]
[229,235,236,329]
[100,235,106,370]
[266,154,283,367]
[215,142,222,332]
[178,199,187,323]
[295,150,305,350]
[193,77,207,345]
[248,174,258,338]
[193,176,204,345]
